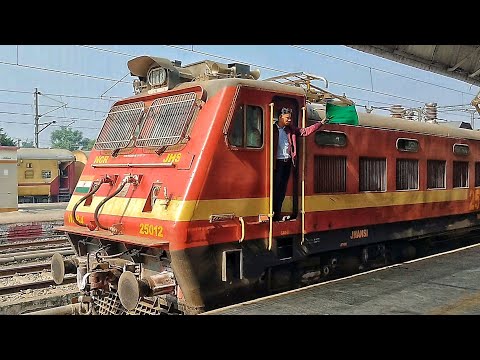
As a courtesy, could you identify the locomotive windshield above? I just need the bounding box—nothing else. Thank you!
[95,101,144,150]
[95,92,198,151]
[135,92,197,148]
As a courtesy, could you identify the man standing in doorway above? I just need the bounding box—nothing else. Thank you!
[273,107,326,221]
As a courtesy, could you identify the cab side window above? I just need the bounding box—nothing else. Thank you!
[228,105,263,149]
[228,106,244,147]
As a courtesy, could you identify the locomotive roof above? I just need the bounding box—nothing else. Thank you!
[308,105,480,141]
[17,148,75,161]
[121,77,306,103]
[361,113,480,141]
[122,76,480,141]
[177,77,307,97]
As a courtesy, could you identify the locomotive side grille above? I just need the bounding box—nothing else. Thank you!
[314,155,347,193]
[475,162,480,187]
[135,92,197,148]
[396,159,419,190]
[427,160,446,189]
[359,157,386,192]
[453,161,469,188]
[95,102,145,150]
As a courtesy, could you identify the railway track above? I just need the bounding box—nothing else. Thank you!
[0,232,77,312]
[8,230,480,315]
[0,237,70,254]
[0,274,76,296]
[0,262,51,277]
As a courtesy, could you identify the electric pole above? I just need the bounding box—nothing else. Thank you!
[34,88,39,148]
[33,88,61,148]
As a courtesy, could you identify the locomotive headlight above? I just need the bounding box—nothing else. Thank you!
[147,66,167,87]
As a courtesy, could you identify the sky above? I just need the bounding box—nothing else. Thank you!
[0,45,479,148]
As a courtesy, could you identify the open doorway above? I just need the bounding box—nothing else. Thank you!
[271,96,300,221]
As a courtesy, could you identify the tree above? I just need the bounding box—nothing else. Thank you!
[79,137,95,151]
[0,128,15,146]
[51,126,85,151]
[21,139,35,148]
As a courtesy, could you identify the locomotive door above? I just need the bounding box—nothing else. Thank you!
[224,91,304,249]
[267,98,304,249]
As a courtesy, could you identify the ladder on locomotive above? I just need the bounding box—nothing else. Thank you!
[264,72,354,105]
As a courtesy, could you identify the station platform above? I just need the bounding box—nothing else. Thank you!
[0,203,67,240]
[204,243,480,315]
[0,203,67,225]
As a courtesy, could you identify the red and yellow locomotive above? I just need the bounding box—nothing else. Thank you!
[51,55,480,314]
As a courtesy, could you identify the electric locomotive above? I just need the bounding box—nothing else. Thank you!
[51,55,480,314]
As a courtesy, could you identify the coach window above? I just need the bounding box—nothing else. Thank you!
[359,157,386,192]
[228,105,263,149]
[42,170,52,179]
[427,160,446,189]
[396,159,419,190]
[453,161,469,188]
[24,170,34,179]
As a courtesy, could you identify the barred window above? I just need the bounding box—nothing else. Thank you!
[41,170,51,179]
[314,156,346,193]
[427,160,446,189]
[396,159,419,190]
[359,157,386,192]
[453,161,469,188]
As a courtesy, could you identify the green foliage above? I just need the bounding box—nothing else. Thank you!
[51,127,95,151]
[51,126,88,151]
[21,139,35,148]
[79,137,95,151]
[0,128,15,146]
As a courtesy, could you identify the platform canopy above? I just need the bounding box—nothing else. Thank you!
[347,45,480,88]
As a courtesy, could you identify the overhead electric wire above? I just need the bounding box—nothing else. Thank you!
[0,87,121,101]
[73,45,480,111]
[0,110,104,122]
[0,119,100,130]
[290,45,479,97]
[0,59,132,84]
[160,45,468,107]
